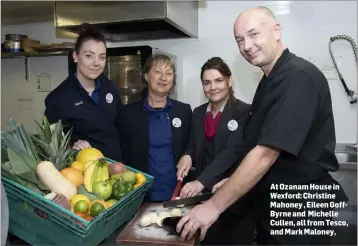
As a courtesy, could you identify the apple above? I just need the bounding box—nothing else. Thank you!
[92,180,113,200]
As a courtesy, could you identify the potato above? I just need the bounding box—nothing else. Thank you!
[147,212,158,224]
[139,214,152,227]
[156,212,171,227]
[170,208,182,217]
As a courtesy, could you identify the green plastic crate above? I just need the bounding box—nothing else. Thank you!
[2,159,153,245]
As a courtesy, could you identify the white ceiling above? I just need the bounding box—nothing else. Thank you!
[1,1,54,25]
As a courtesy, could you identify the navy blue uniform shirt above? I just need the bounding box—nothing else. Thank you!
[143,97,177,201]
[44,73,124,162]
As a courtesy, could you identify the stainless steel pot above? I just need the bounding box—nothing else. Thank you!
[3,34,27,52]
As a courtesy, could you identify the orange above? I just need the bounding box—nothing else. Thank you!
[75,212,93,221]
[70,161,85,173]
[60,167,84,187]
[136,173,146,183]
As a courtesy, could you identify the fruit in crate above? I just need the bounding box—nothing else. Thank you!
[84,158,110,192]
[108,162,127,175]
[60,167,84,188]
[111,173,123,181]
[75,212,93,221]
[90,203,106,217]
[106,199,117,207]
[134,172,146,188]
[89,200,109,217]
[76,148,104,166]
[32,116,75,171]
[89,199,109,209]
[92,180,113,200]
[112,180,133,200]
[121,170,137,185]
[107,178,117,186]
[70,194,91,207]
[70,161,85,173]
[74,200,89,213]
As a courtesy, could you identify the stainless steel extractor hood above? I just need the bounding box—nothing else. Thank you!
[54,1,198,42]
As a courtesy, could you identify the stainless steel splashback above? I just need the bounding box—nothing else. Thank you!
[105,55,146,105]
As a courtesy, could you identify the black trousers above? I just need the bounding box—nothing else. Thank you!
[201,193,256,245]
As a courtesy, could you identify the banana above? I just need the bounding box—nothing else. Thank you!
[102,162,109,181]
[84,160,96,170]
[91,163,100,188]
[94,164,103,184]
[84,162,98,192]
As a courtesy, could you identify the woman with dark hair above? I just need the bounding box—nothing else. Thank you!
[176,57,256,245]
[44,24,124,162]
[119,54,192,202]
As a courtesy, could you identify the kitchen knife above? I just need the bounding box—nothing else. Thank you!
[171,167,196,200]
[171,177,183,200]
[163,193,213,208]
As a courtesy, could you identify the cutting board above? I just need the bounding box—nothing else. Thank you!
[116,202,197,246]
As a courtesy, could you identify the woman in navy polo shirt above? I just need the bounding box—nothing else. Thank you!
[176,57,255,245]
[119,54,192,202]
[44,24,124,162]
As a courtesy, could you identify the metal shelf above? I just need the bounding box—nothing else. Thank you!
[1,50,72,59]
[1,49,73,81]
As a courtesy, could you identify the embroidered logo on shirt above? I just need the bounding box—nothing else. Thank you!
[227,119,238,131]
[106,93,113,103]
[74,101,83,107]
[172,117,182,128]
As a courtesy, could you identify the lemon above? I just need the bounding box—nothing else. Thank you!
[136,173,146,183]
[70,194,90,207]
[70,161,85,173]
[74,200,89,213]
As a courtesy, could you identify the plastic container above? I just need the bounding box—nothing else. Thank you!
[2,160,153,245]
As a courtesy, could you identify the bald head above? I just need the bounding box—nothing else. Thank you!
[233,6,284,74]
[235,6,277,31]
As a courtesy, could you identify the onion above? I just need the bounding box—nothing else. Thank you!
[109,162,127,175]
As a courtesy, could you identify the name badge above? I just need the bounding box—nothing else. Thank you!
[227,119,238,131]
[172,118,182,128]
[106,93,113,104]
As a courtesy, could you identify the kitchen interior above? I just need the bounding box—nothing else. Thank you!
[1,1,357,245]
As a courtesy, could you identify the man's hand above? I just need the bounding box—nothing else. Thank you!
[177,155,192,179]
[212,178,229,193]
[176,200,220,241]
[72,140,91,150]
[180,181,204,198]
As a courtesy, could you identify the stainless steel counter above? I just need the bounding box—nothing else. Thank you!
[331,142,357,206]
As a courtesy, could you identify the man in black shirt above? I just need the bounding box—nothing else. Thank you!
[177,6,348,245]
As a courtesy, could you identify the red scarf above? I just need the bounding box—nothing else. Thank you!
[205,111,222,140]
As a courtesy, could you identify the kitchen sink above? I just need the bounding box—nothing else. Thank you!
[335,152,357,164]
